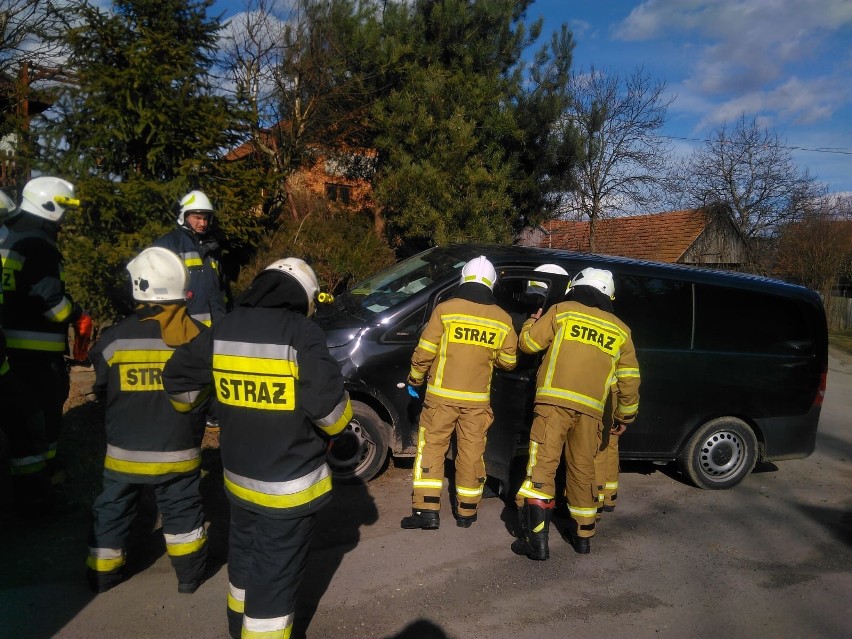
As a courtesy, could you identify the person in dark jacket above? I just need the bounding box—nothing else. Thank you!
[162,257,351,639]
[153,190,230,326]
[0,177,84,505]
[86,247,209,594]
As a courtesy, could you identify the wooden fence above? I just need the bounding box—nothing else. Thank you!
[826,296,852,331]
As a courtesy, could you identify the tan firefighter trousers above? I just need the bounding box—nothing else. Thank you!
[412,400,493,518]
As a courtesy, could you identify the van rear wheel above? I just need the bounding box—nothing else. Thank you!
[327,401,390,483]
[678,417,757,489]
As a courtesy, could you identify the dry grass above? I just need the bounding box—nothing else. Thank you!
[829,330,852,355]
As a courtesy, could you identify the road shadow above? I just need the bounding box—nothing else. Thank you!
[292,478,379,639]
[384,618,451,639]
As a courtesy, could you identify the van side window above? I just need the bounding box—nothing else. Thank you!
[383,307,427,343]
[615,275,692,349]
[694,285,810,354]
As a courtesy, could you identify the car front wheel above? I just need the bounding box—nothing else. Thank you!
[678,417,758,489]
[326,400,390,483]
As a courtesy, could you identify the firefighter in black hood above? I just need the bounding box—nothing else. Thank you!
[163,257,351,639]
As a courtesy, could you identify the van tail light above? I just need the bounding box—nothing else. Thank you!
[814,369,827,407]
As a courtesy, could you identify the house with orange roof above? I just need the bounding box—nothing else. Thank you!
[518,208,747,269]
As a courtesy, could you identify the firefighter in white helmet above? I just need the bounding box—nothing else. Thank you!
[512,267,640,559]
[0,177,87,509]
[402,255,518,530]
[153,190,230,326]
[86,247,209,593]
[162,257,346,639]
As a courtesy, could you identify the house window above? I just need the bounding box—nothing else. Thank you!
[325,183,351,204]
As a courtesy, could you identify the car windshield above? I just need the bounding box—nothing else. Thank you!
[339,247,469,318]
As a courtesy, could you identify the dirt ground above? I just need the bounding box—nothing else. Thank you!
[1,351,851,639]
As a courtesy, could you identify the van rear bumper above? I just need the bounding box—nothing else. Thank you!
[755,405,821,462]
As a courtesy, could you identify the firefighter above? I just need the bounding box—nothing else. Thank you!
[513,267,640,559]
[162,257,350,639]
[0,177,87,492]
[153,190,231,326]
[86,247,208,594]
[402,256,518,530]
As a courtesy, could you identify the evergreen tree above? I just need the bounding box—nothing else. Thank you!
[369,0,575,252]
[41,0,267,321]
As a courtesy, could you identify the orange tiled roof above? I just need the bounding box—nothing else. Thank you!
[534,210,710,263]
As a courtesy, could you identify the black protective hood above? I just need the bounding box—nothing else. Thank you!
[236,270,308,315]
[567,285,614,313]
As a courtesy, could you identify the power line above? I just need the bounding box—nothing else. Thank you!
[661,134,852,156]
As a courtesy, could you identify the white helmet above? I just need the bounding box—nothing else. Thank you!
[0,189,16,221]
[178,190,214,225]
[460,255,497,290]
[126,247,189,303]
[20,177,79,223]
[265,257,320,317]
[569,267,615,299]
[528,263,569,293]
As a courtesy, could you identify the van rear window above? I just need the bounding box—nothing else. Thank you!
[693,284,810,354]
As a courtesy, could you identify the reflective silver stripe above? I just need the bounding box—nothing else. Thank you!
[229,583,245,602]
[314,392,350,428]
[5,329,65,344]
[88,547,123,559]
[168,389,207,405]
[100,338,172,362]
[224,464,329,496]
[163,526,206,545]
[243,613,294,633]
[190,312,212,324]
[214,339,297,362]
[105,445,200,463]
[44,296,72,321]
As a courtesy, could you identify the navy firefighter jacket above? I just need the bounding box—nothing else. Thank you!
[162,305,352,518]
[89,304,209,483]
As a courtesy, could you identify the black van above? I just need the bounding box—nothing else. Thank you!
[314,244,828,490]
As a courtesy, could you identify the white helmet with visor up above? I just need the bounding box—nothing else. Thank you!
[126,247,189,303]
[265,257,320,317]
[460,256,497,290]
[527,263,569,293]
[178,190,214,226]
[568,267,615,299]
[20,177,79,223]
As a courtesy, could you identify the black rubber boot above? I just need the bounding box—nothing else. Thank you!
[400,509,440,530]
[568,534,591,554]
[456,513,477,528]
[511,499,553,560]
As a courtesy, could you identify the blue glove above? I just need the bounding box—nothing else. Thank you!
[407,384,422,398]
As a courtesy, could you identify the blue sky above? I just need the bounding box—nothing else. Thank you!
[212,0,852,195]
[529,0,852,195]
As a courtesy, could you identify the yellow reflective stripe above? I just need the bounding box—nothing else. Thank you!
[164,527,207,557]
[497,352,517,365]
[105,456,201,475]
[557,310,628,341]
[412,425,444,490]
[213,354,297,376]
[521,329,543,353]
[87,548,125,573]
[224,473,331,510]
[569,504,598,518]
[416,338,438,353]
[535,387,605,412]
[517,479,552,500]
[5,331,65,351]
[605,481,618,490]
[425,384,489,403]
[45,297,73,322]
[314,395,352,436]
[228,583,246,613]
[441,313,510,332]
[184,257,203,267]
[456,484,483,498]
[618,402,639,416]
[243,613,293,639]
[616,367,640,378]
[9,454,47,475]
[408,368,425,382]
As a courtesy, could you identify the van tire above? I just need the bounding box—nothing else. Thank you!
[678,417,758,489]
[327,401,390,483]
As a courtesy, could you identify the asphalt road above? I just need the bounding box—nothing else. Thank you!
[1,349,850,639]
